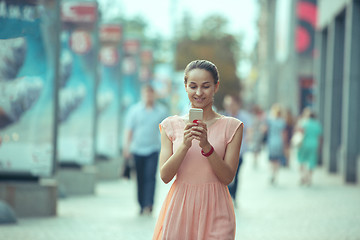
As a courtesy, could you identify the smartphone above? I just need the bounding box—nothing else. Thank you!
[189,108,203,122]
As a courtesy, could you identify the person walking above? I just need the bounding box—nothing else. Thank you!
[223,94,252,207]
[249,104,267,168]
[265,104,286,184]
[153,60,243,240]
[123,84,168,215]
[283,108,295,167]
[297,110,322,186]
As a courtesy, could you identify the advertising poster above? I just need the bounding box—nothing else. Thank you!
[0,0,58,177]
[57,1,98,165]
[96,24,122,159]
[118,39,140,150]
[122,39,141,107]
[296,0,317,56]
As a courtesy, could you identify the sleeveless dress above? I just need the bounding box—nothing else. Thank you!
[153,115,243,240]
[297,118,322,169]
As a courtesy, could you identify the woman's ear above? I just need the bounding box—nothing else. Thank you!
[214,81,220,93]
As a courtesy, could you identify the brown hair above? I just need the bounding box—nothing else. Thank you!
[184,60,220,84]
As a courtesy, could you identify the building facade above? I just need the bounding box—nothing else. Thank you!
[316,0,360,183]
[252,0,359,183]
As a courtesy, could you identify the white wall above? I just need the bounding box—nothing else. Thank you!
[318,0,350,29]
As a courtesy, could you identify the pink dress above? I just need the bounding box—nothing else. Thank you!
[153,115,243,240]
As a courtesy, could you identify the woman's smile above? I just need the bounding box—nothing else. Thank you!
[194,96,205,103]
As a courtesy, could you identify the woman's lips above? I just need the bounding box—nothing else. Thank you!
[194,97,204,103]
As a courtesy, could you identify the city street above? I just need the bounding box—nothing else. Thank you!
[1,151,360,240]
[1,1,359,240]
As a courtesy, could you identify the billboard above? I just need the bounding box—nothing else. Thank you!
[0,0,59,177]
[57,1,98,165]
[96,24,122,159]
[122,39,141,107]
[296,0,317,56]
[118,39,141,150]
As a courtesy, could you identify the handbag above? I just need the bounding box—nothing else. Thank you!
[121,157,134,179]
[291,131,304,147]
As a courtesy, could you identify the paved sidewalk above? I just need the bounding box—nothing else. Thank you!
[234,152,360,240]
[1,152,360,240]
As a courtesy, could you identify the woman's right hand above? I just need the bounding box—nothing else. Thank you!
[183,122,197,148]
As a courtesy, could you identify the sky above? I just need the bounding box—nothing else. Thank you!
[99,0,259,54]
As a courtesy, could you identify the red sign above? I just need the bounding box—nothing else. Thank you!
[100,25,122,43]
[123,40,140,55]
[61,2,97,23]
[300,77,314,89]
[296,0,317,55]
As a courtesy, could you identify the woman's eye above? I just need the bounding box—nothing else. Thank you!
[190,86,197,89]
[203,86,210,89]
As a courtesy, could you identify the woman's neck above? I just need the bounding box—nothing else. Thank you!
[195,104,219,122]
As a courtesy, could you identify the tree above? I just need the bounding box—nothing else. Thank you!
[176,14,241,110]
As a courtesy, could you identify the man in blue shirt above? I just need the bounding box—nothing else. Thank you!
[123,84,168,215]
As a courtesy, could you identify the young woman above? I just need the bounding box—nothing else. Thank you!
[265,104,286,184]
[297,110,322,185]
[153,60,243,240]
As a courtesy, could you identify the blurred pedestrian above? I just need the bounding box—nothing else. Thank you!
[223,94,252,206]
[297,110,322,186]
[283,108,295,167]
[153,60,243,239]
[249,104,267,168]
[265,104,286,184]
[123,84,168,215]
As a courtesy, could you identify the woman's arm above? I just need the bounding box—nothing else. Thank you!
[159,123,197,184]
[193,122,243,185]
[206,125,243,185]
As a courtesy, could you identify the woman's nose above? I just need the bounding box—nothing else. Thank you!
[196,88,202,95]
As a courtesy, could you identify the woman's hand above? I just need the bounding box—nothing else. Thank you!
[191,120,211,149]
[183,122,197,148]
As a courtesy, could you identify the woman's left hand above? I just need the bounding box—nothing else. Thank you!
[191,120,210,149]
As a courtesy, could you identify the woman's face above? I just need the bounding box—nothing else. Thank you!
[185,69,219,109]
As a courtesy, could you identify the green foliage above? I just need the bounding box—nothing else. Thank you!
[176,14,242,110]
